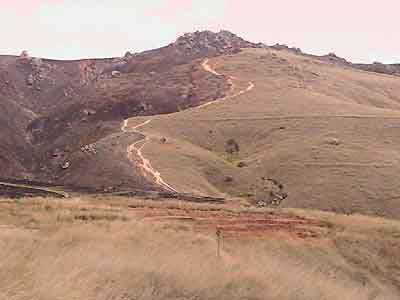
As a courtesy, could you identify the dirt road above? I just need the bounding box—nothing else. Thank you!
[122,120,177,192]
[198,59,254,108]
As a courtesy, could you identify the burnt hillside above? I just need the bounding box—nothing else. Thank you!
[0,30,256,188]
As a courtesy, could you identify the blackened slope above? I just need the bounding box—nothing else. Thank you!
[32,59,229,189]
[1,30,247,188]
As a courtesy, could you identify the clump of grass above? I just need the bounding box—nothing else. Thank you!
[73,212,129,222]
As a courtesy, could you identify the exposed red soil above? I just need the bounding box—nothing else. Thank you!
[129,207,328,239]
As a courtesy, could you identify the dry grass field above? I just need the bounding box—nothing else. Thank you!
[0,196,400,299]
[124,48,400,219]
[4,31,400,300]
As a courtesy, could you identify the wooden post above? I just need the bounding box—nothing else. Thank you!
[216,227,222,258]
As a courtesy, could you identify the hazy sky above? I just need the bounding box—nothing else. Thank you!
[1,0,399,63]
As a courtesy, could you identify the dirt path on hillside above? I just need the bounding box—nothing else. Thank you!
[0,182,69,198]
[121,58,255,193]
[121,120,177,192]
[197,59,254,108]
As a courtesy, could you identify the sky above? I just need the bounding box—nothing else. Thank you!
[0,0,399,63]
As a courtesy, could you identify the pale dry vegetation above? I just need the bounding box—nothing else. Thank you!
[0,196,400,299]
[125,48,400,219]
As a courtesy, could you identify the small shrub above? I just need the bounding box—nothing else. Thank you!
[237,161,247,168]
[326,137,341,146]
[225,139,239,155]
[224,176,234,183]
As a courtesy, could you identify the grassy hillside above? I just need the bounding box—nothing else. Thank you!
[0,196,399,299]
[125,48,400,219]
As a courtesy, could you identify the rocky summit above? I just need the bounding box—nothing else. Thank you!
[3,26,400,300]
[2,30,400,220]
[173,30,260,54]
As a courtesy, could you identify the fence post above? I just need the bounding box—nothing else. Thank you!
[216,227,222,258]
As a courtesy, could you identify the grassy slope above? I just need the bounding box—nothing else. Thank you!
[0,196,400,299]
[126,48,400,219]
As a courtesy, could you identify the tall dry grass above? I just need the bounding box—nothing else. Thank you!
[0,197,399,299]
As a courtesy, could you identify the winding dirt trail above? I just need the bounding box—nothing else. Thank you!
[198,59,254,108]
[121,58,255,193]
[122,119,177,192]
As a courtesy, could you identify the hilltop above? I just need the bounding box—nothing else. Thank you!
[1,30,400,219]
[2,29,400,299]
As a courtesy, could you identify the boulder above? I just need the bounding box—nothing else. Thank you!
[124,51,134,59]
[26,74,34,85]
[19,50,30,59]
[82,109,96,116]
[111,70,122,78]
[224,176,234,183]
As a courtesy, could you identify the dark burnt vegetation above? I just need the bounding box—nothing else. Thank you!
[0,30,250,189]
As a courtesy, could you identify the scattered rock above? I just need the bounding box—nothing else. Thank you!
[103,186,116,193]
[26,74,34,85]
[79,60,98,84]
[81,144,97,154]
[322,52,348,64]
[138,102,153,112]
[271,44,302,54]
[326,137,341,146]
[256,178,288,207]
[173,30,260,55]
[63,86,75,97]
[124,51,134,59]
[82,109,96,116]
[51,149,63,158]
[160,137,167,144]
[31,58,42,67]
[22,57,46,88]
[61,162,70,169]
[19,50,30,59]
[224,176,234,183]
[353,62,400,76]
[111,70,122,78]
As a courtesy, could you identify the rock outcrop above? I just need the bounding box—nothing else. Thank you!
[353,62,400,76]
[173,30,260,55]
